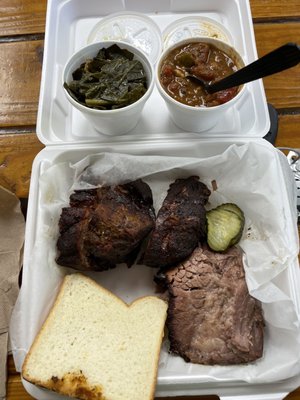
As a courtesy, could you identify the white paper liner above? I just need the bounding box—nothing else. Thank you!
[10,142,300,385]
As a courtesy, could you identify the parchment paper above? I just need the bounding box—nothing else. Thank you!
[0,186,25,400]
[10,142,300,386]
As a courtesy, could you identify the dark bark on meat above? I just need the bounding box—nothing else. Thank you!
[142,176,211,269]
[56,179,155,271]
[161,245,264,365]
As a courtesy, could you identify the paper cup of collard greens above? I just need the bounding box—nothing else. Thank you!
[63,41,154,136]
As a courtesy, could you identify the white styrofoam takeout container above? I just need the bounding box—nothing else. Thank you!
[9,0,300,399]
[15,139,300,400]
[36,0,270,145]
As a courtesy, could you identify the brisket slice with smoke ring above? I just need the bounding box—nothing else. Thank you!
[56,179,155,271]
[162,244,264,365]
[142,176,211,269]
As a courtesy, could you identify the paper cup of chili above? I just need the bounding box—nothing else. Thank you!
[156,37,246,132]
[63,41,154,136]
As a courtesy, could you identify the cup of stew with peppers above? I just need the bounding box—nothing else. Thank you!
[156,37,245,132]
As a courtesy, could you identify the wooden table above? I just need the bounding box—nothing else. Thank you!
[1,0,300,399]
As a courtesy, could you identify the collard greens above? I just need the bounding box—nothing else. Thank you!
[64,44,148,110]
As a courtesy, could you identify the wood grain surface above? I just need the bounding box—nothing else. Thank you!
[0,0,46,36]
[250,0,300,20]
[1,0,300,398]
[254,23,300,109]
[0,40,43,127]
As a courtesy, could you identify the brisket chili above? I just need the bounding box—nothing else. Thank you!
[160,42,239,107]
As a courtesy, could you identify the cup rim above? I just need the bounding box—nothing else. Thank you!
[62,40,155,115]
[156,36,246,112]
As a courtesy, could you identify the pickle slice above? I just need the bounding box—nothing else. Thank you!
[206,203,245,252]
[219,203,244,219]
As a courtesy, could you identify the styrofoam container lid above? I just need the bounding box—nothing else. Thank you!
[36,2,271,145]
[87,11,162,64]
[163,16,234,49]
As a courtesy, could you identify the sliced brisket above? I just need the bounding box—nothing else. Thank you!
[163,244,264,365]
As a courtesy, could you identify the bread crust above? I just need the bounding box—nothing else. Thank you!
[25,371,106,400]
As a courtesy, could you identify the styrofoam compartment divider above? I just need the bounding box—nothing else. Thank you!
[37,0,270,145]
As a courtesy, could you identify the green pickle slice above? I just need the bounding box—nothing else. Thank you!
[206,203,245,252]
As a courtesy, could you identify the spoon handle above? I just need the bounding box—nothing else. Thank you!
[208,42,300,94]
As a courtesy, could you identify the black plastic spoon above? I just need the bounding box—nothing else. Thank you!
[186,42,300,94]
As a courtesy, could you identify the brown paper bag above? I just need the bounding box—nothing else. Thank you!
[0,186,25,399]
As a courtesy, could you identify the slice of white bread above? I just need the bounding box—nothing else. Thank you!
[22,273,168,400]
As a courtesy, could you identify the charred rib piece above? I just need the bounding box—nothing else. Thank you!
[162,244,264,365]
[56,179,155,271]
[142,176,211,268]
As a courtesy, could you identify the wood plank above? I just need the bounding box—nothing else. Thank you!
[254,23,300,109]
[0,40,43,127]
[0,133,44,198]
[0,0,46,37]
[7,376,34,400]
[288,390,300,400]
[250,0,300,19]
[276,114,300,148]
[7,355,18,376]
